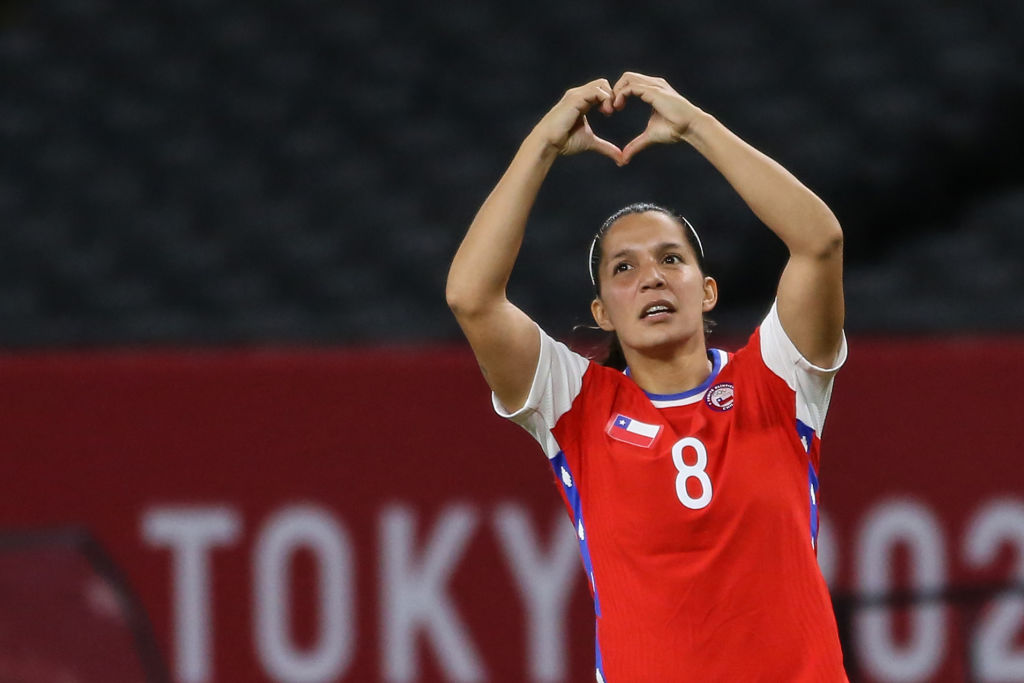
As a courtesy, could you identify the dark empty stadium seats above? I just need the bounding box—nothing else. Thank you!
[0,0,1021,346]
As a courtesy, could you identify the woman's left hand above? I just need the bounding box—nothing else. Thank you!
[612,72,705,164]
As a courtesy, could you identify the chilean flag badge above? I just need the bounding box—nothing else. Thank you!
[606,413,662,448]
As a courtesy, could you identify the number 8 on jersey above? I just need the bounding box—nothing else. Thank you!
[672,437,712,510]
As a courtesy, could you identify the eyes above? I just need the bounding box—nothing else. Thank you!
[612,253,684,275]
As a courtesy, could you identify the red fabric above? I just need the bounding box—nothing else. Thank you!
[553,331,846,681]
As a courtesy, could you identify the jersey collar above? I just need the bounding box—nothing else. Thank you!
[625,348,729,408]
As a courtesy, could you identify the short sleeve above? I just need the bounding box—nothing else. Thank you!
[759,300,848,435]
[492,323,591,458]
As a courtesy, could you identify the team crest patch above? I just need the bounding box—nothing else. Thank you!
[705,383,735,411]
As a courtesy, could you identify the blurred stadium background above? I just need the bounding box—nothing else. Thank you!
[1,0,1022,681]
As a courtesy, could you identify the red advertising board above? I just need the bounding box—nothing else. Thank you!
[0,337,1022,682]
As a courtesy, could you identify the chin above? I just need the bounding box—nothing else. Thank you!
[624,327,698,356]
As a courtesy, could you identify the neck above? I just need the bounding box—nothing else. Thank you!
[623,335,713,396]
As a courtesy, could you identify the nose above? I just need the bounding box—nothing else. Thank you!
[639,260,666,290]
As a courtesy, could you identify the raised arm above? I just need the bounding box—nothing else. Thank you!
[446,80,620,412]
[613,73,844,367]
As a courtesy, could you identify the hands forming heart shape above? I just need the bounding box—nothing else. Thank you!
[538,72,704,166]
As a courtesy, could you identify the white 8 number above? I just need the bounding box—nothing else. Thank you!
[672,437,712,510]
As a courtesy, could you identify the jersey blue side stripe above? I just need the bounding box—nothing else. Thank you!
[550,450,600,615]
[796,419,820,548]
[550,450,605,679]
[795,418,815,455]
[809,462,820,548]
[596,636,607,683]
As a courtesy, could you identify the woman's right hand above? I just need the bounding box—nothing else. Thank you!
[530,79,622,163]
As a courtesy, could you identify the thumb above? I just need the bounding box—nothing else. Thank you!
[589,135,623,165]
[620,132,652,165]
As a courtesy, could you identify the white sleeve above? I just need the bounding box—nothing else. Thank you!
[759,300,848,436]
[492,323,591,459]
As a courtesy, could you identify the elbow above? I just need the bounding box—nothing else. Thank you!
[445,281,492,320]
[822,220,844,258]
[807,215,844,260]
[445,267,472,316]
[445,290,471,318]
[446,261,510,319]
[445,282,470,317]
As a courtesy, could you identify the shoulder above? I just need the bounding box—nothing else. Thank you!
[753,300,848,387]
[747,300,848,435]
[492,324,598,424]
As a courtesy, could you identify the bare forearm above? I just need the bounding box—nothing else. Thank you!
[684,113,843,257]
[447,80,620,318]
[609,71,844,362]
[445,135,558,316]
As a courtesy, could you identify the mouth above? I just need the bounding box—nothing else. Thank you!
[640,300,677,320]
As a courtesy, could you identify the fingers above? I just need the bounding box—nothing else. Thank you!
[613,71,696,150]
[613,72,659,108]
[537,79,617,154]
[565,80,610,116]
[595,78,616,115]
[613,72,668,92]
[588,130,624,165]
[546,74,682,163]
[575,78,615,116]
[613,82,653,110]
[572,116,622,163]
[620,131,652,166]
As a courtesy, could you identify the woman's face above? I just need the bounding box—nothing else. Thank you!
[591,211,717,356]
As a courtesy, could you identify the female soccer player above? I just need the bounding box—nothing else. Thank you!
[446,72,848,681]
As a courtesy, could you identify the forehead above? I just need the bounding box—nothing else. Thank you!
[602,211,695,257]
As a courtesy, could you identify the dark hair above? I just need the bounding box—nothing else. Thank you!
[589,202,714,370]
[589,202,706,294]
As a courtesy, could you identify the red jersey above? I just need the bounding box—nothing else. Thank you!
[494,303,849,681]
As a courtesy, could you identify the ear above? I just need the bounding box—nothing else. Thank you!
[591,297,616,331]
[702,276,718,313]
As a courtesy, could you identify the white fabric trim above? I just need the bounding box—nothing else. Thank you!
[649,393,706,408]
[492,323,590,458]
[647,350,731,408]
[759,300,847,435]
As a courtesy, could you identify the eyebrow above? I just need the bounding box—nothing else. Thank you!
[609,242,688,262]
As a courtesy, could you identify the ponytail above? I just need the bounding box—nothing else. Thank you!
[602,335,628,370]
